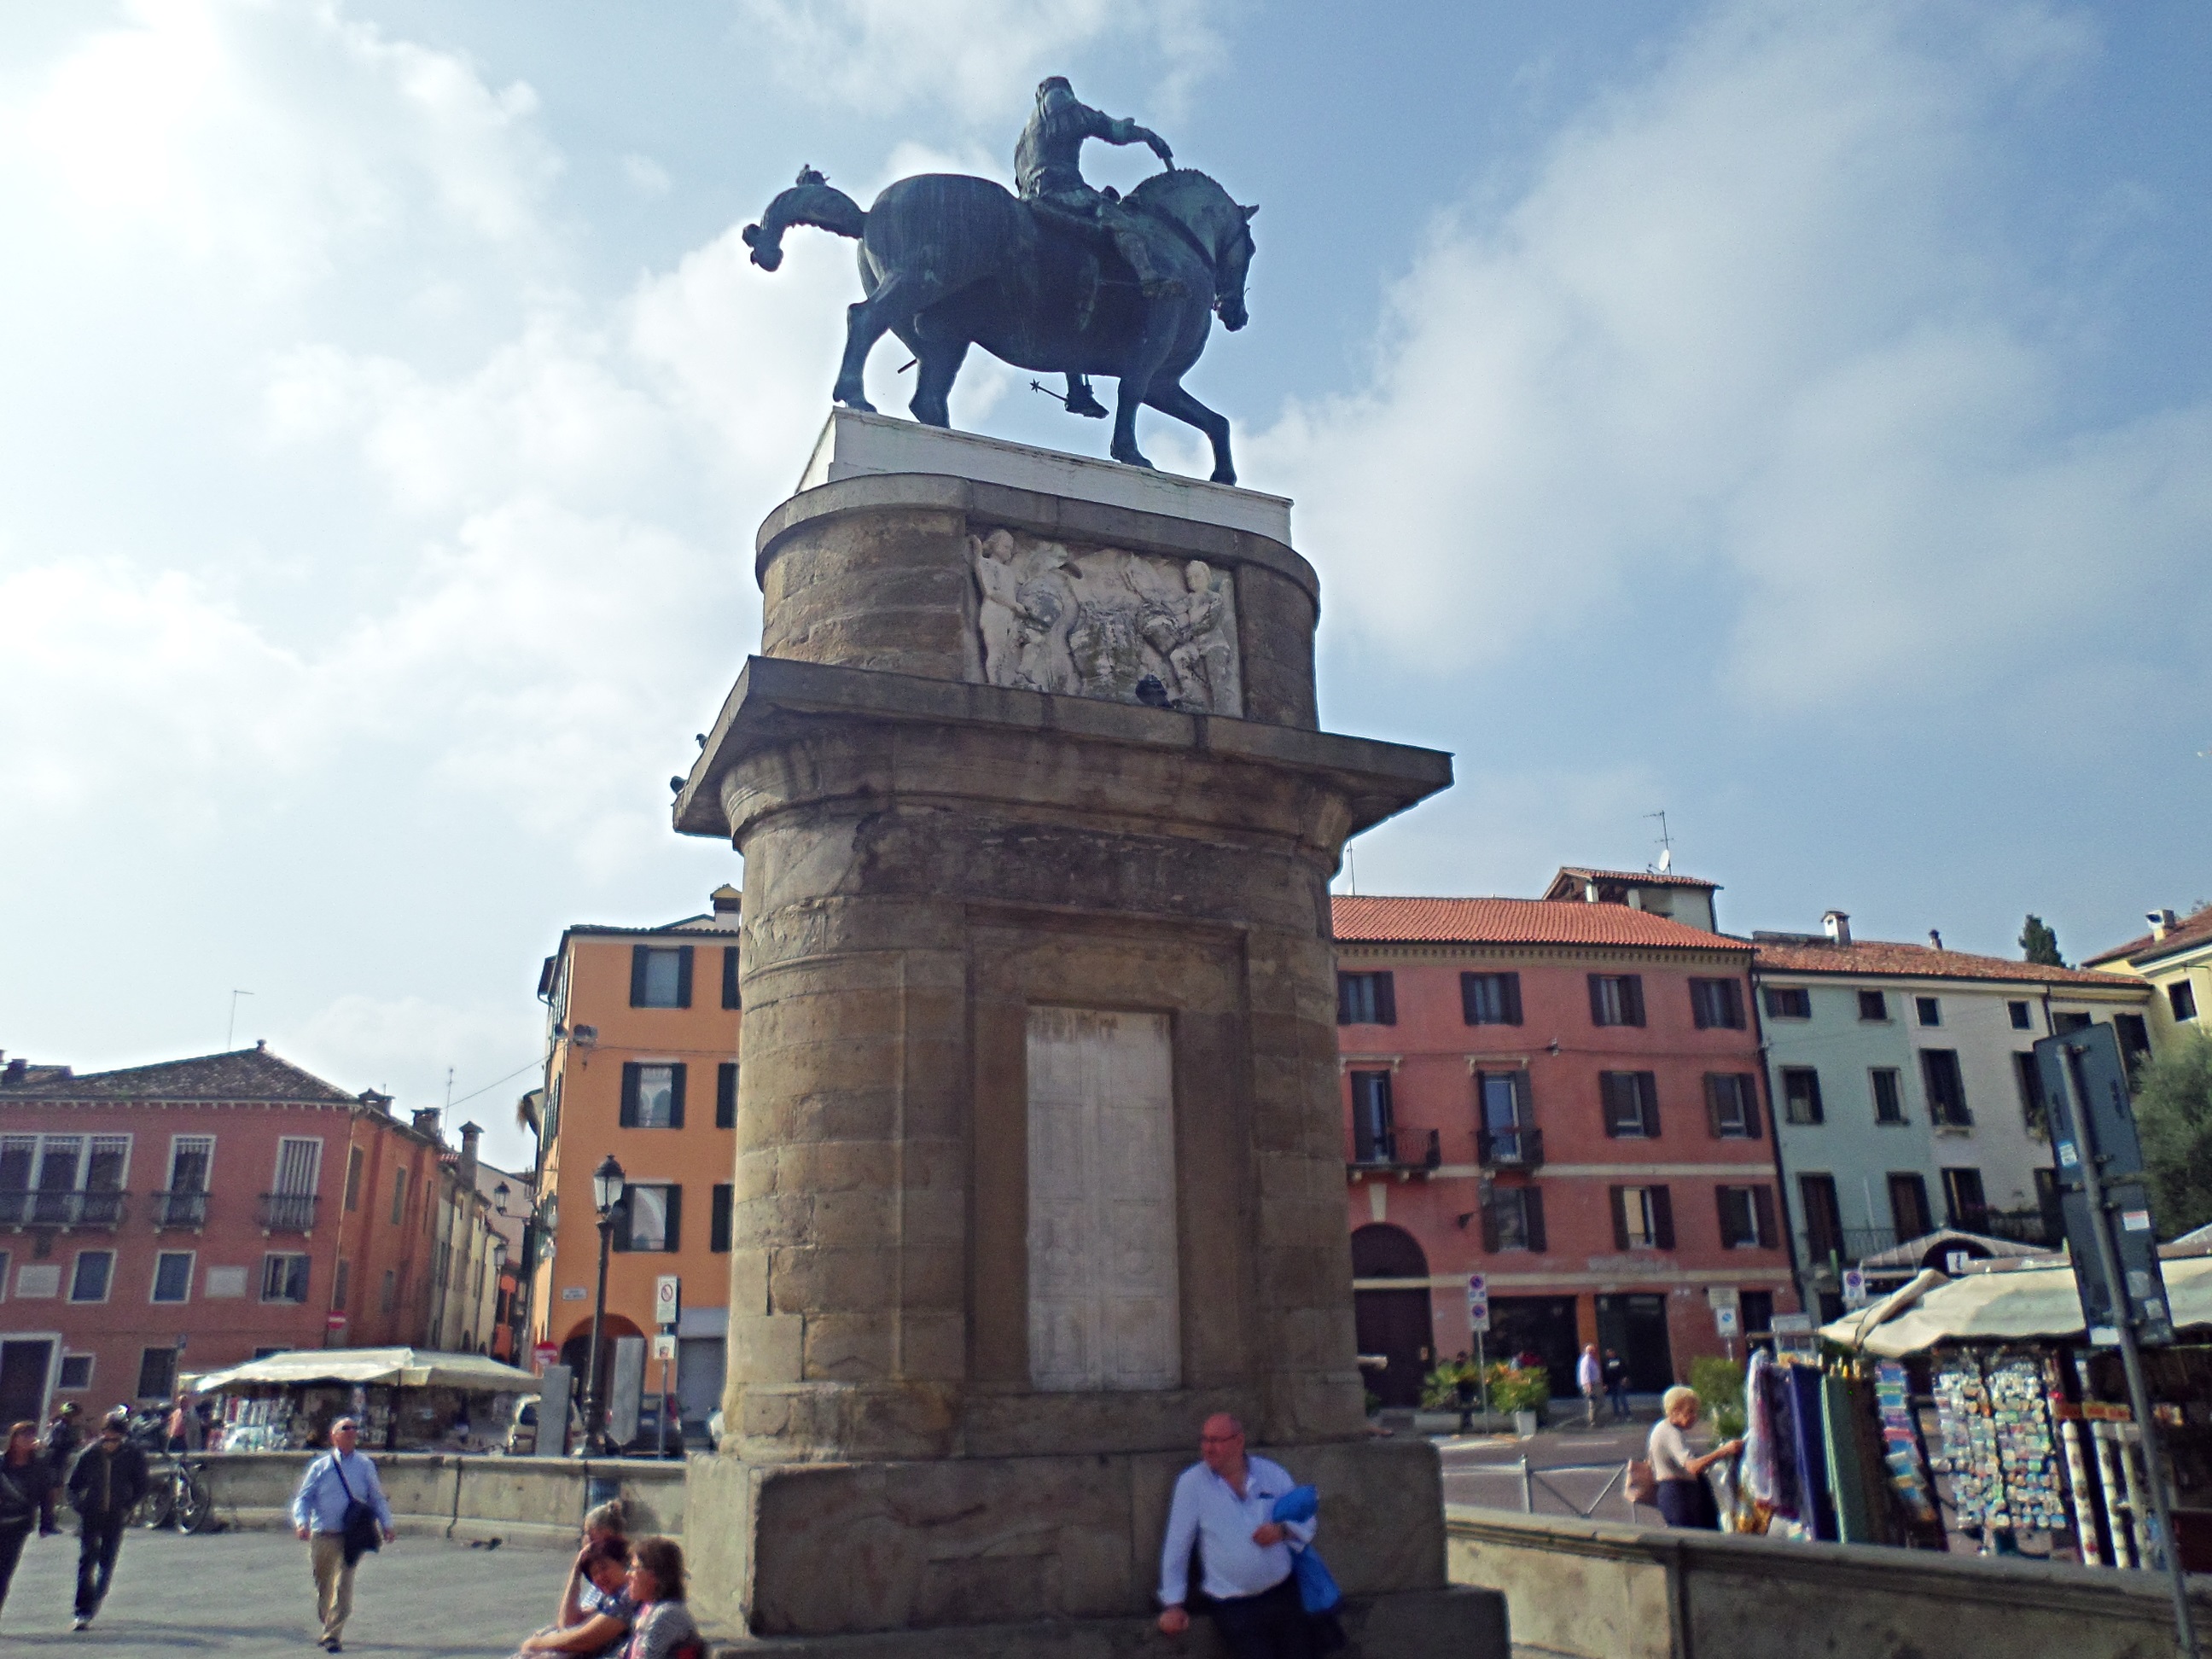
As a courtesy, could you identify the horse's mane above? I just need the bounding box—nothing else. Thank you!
[1126,168,1228,213]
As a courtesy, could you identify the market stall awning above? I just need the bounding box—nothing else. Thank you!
[1854,1228,2046,1273]
[1820,1256,2212,1356]
[191,1347,539,1394]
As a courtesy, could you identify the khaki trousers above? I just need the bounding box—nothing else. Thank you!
[310,1533,356,1641]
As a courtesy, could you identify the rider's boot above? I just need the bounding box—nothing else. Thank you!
[1114,229,1187,300]
[1063,375,1109,418]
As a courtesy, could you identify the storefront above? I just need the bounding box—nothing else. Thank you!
[189,1346,538,1453]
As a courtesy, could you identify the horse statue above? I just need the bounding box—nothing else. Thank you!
[742,166,1257,484]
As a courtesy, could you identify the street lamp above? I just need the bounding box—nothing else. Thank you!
[583,1154,626,1456]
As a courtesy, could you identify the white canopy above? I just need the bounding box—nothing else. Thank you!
[1819,1256,2212,1357]
[190,1347,539,1394]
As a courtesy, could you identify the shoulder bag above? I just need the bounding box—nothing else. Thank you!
[331,1454,382,1567]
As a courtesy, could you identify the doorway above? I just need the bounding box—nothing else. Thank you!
[1350,1224,1434,1408]
[1595,1294,1675,1391]
[1487,1295,1580,1400]
[0,1338,54,1427]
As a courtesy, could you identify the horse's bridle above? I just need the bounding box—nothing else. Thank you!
[1141,206,1249,310]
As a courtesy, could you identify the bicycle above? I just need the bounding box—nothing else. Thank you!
[133,1452,216,1534]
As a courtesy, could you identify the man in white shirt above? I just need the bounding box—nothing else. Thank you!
[1577,1344,1604,1428]
[1156,1413,1316,1658]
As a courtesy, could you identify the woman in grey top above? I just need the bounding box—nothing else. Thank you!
[1648,1386,1742,1530]
[620,1537,698,1659]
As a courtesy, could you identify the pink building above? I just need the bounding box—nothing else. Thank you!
[1333,877,1799,1406]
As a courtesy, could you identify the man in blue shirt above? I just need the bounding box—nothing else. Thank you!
[1156,1413,1317,1658]
[291,1417,395,1652]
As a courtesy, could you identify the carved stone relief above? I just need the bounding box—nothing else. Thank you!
[969,527,1242,716]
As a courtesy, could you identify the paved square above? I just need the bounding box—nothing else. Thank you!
[0,1528,571,1656]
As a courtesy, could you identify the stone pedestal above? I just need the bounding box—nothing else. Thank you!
[677,413,1487,1651]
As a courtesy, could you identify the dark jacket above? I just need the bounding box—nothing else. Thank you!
[67,1440,149,1522]
[0,1452,59,1530]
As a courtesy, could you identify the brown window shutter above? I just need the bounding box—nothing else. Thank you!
[710,1185,733,1253]
[1622,975,1645,1027]
[722,946,741,1010]
[1742,1075,1763,1140]
[1588,975,1609,1026]
[1336,974,1355,1026]
[1610,1187,1630,1250]
[1639,1072,1660,1137]
[1752,1186,1778,1249]
[667,1064,686,1128]
[1525,1187,1547,1253]
[1375,972,1397,1026]
[1704,1074,1724,1138]
[662,1185,682,1252]
[619,1062,641,1128]
[675,946,695,1008]
[1599,1074,1621,1137]
[629,946,649,1007]
[716,1062,737,1129]
[1650,1185,1674,1249]
[1502,973,1522,1025]
[1480,1192,1501,1254]
[1460,972,1480,1026]
[1714,1187,1736,1248]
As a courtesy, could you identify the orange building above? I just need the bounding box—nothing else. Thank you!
[529,888,741,1441]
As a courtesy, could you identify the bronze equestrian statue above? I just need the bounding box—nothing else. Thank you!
[741,78,1257,483]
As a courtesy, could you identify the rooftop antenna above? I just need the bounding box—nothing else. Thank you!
[1644,810,1674,873]
[1346,847,1359,897]
[226,990,254,1051]
[445,1067,456,1110]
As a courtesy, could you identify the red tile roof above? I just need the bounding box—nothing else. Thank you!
[1752,935,2142,989]
[1550,865,1720,891]
[1331,895,1744,951]
[0,1045,364,1103]
[2085,905,2212,969]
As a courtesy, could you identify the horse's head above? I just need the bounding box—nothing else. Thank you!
[1128,170,1257,331]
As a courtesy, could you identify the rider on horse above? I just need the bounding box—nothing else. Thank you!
[1016,76,1179,420]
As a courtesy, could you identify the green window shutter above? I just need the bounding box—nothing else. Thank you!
[716,1063,737,1130]
[710,1185,732,1253]
[675,946,695,1009]
[662,1185,682,1252]
[722,946,741,1010]
[619,1063,641,1128]
[629,946,649,1007]
[667,1064,686,1129]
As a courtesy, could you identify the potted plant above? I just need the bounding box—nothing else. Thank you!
[1487,1365,1551,1436]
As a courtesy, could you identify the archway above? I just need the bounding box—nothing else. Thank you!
[559,1313,645,1437]
[1351,1224,1435,1409]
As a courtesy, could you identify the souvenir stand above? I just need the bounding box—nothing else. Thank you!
[189,1347,539,1452]
[1821,1251,2212,1568]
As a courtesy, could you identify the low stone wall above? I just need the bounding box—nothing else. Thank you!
[197,1451,685,1547]
[1447,1505,2212,1659]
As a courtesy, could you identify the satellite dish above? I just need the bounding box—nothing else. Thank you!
[1657,847,1673,872]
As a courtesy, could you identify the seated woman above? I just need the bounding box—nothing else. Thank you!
[515,1537,635,1659]
[620,1537,700,1659]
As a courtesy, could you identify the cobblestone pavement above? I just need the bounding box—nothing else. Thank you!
[0,1528,569,1656]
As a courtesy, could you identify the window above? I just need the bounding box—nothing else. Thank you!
[261,1253,311,1303]
[1859,991,1889,1022]
[1740,1290,1775,1335]
[1763,986,1811,1020]
[1690,978,1745,1029]
[1941,1167,1987,1227]
[544,1074,562,1148]
[722,945,742,1010]
[1703,1074,1761,1139]
[2014,1053,2049,1138]
[2007,1000,2033,1031]
[1715,1185,1778,1249]
[151,1251,194,1304]
[1460,971,1522,1026]
[86,1135,130,1194]
[1599,1071,1659,1138]
[1799,1173,1844,1262]
[1780,1067,1825,1126]
[2116,1013,2152,1062]
[2172,981,2198,1022]
[69,1250,114,1302]
[136,1348,178,1401]
[716,1062,738,1130]
[273,1137,321,1196]
[381,1269,397,1313]
[620,1062,686,1128]
[32,1136,81,1225]
[1349,1070,1396,1162]
[1871,1068,1906,1125]
[1476,1070,1534,1162]
[1915,996,1941,1027]
[1336,971,1396,1026]
[2053,1011,2091,1033]
[344,1147,364,1212]
[710,1185,733,1253]
[391,1167,409,1225]
[1920,1050,1971,1126]
[1588,975,1646,1027]
[1480,1186,1546,1253]
[58,1354,93,1391]
[1888,1173,1933,1239]
[631,944,694,1009]
[1610,1185,1674,1249]
[617,1184,681,1253]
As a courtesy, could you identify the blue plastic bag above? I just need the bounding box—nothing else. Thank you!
[1270,1486,1342,1614]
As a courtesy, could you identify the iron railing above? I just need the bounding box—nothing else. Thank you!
[150,1190,209,1229]
[257,1192,319,1232]
[1348,1127,1442,1173]
[1476,1126,1545,1170]
[0,1189,128,1229]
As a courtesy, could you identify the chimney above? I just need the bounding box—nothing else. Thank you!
[412,1108,442,1140]
[255,1038,266,1051]
[1625,888,1644,911]
[357,1090,392,1115]
[458,1121,482,1190]
[711,884,742,916]
[1823,911,1851,946]
[2,1057,23,1086]
[1583,881,1599,904]
[2149,909,2177,941]
[1928,929,1944,951]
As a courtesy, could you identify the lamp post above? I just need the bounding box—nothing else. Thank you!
[493,1181,526,1364]
[490,1238,508,1356]
[582,1155,626,1456]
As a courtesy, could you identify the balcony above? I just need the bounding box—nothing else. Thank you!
[150,1190,209,1230]
[258,1192,320,1234]
[0,1189,129,1230]
[1348,1127,1441,1179]
[1476,1126,1545,1170]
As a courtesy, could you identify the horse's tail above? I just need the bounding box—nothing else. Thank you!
[742,178,866,271]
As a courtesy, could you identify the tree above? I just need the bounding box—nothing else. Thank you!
[2020,914,2065,967]
[2136,1032,2212,1237]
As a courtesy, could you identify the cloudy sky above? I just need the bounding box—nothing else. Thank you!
[3,0,2207,1171]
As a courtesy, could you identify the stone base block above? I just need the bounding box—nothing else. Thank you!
[687,1439,1447,1639]
[708,1587,1509,1657]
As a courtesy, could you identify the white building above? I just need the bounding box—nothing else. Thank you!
[1752,912,2153,1318]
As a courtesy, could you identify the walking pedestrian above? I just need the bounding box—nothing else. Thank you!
[1576,1344,1603,1429]
[1156,1413,1316,1658]
[0,1421,61,1625]
[292,1415,396,1652]
[43,1402,81,1466]
[1648,1386,1741,1530]
[1603,1349,1631,1421]
[65,1408,148,1630]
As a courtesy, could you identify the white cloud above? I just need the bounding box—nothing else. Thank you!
[622,153,672,197]
[1250,0,2212,709]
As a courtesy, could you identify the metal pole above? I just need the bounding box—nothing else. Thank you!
[1518,1458,1534,1514]
[583,1216,613,1456]
[2058,1047,2200,1658]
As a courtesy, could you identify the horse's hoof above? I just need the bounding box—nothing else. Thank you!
[835,391,877,414]
[1112,451,1157,471]
[1210,469,1237,486]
